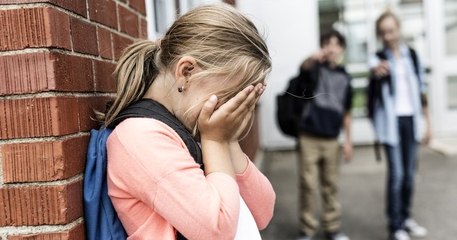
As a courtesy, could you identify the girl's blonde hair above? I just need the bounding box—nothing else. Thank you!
[100,4,271,127]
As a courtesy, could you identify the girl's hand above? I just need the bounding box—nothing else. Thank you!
[198,83,264,143]
[422,124,432,146]
[372,60,390,78]
[233,84,265,141]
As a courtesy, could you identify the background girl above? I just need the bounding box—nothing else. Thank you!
[370,11,431,240]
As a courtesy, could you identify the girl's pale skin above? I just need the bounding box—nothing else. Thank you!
[372,16,432,145]
[144,56,265,178]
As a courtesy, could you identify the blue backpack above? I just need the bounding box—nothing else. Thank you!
[83,99,203,240]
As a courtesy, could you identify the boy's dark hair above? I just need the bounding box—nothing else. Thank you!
[320,29,346,48]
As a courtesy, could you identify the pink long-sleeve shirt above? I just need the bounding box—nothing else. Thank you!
[106,118,275,240]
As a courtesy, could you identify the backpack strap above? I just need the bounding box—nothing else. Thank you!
[110,99,203,168]
[408,47,428,107]
[409,47,420,78]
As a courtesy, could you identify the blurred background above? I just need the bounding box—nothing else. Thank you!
[147,1,457,239]
[1,0,455,239]
[148,0,457,151]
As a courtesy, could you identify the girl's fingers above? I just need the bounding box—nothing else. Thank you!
[217,85,254,113]
[198,95,218,122]
[252,84,265,110]
[233,83,263,116]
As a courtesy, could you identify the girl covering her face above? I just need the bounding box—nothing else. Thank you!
[99,4,275,240]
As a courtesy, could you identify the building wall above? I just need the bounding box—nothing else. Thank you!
[237,0,320,149]
[0,0,146,238]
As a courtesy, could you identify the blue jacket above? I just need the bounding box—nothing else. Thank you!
[369,44,426,146]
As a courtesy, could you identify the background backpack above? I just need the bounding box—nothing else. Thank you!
[276,75,305,138]
[276,65,319,138]
[83,99,202,240]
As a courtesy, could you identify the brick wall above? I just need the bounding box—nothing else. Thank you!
[0,0,146,239]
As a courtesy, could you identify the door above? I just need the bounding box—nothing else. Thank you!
[425,0,457,137]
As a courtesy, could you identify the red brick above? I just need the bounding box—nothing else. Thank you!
[8,222,85,240]
[0,52,94,96]
[78,96,112,131]
[139,18,148,39]
[2,136,89,183]
[112,33,133,60]
[50,0,87,17]
[97,27,113,59]
[52,0,87,17]
[70,17,98,55]
[0,96,112,139]
[118,5,139,37]
[129,0,146,15]
[88,0,118,29]
[0,97,80,139]
[94,60,116,92]
[0,52,53,95]
[0,180,83,226]
[0,7,71,51]
[1,0,87,17]
[51,52,94,92]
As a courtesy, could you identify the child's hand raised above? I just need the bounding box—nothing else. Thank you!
[198,83,264,143]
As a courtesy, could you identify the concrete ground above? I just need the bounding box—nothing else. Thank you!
[259,146,457,240]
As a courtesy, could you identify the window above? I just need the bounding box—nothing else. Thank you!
[146,0,178,39]
[147,0,223,39]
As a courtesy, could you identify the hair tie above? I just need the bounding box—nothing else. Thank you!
[155,38,162,50]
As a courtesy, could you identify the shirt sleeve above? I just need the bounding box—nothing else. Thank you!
[416,54,428,94]
[235,157,275,230]
[107,118,241,239]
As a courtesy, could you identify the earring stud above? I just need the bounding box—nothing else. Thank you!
[178,86,184,92]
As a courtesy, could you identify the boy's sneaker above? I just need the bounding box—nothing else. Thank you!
[404,218,427,237]
[390,230,410,240]
[325,231,350,240]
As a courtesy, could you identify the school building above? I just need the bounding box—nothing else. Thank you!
[237,0,457,152]
[0,0,455,238]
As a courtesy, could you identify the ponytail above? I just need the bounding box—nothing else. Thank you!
[102,40,161,127]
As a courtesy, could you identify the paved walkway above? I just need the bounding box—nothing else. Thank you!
[259,146,457,240]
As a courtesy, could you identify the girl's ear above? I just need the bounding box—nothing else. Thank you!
[174,56,198,83]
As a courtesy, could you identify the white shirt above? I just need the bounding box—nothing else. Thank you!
[234,197,262,240]
[394,58,414,116]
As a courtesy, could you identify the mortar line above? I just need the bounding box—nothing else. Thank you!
[3,174,83,188]
[0,217,84,236]
[0,131,91,145]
